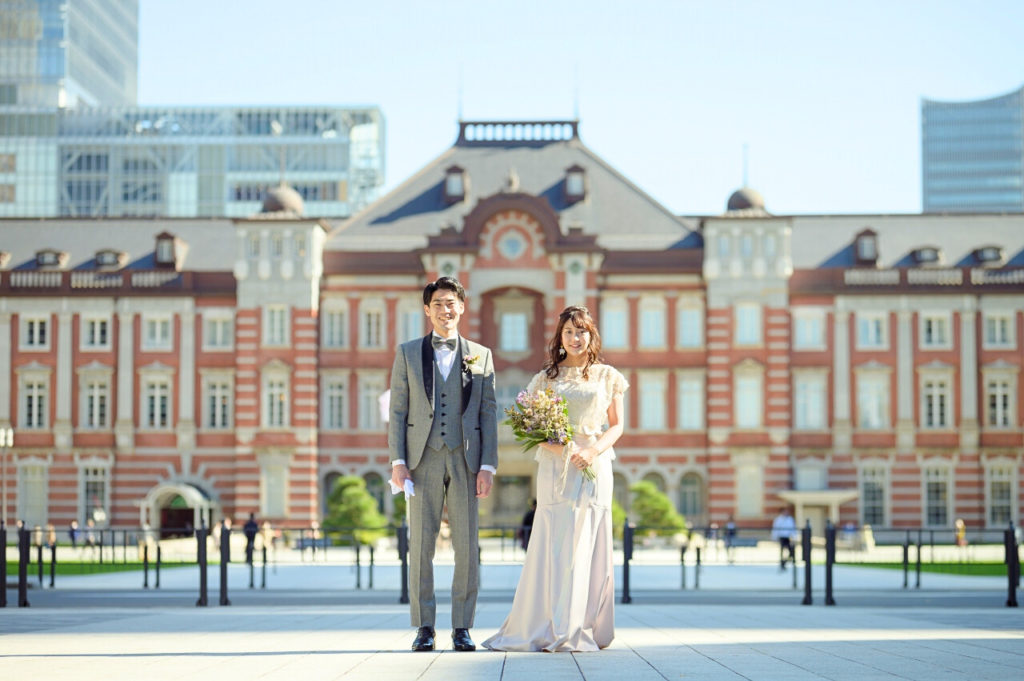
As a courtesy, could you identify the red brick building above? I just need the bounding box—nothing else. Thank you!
[1,120,1022,535]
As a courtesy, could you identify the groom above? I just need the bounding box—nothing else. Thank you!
[389,276,498,652]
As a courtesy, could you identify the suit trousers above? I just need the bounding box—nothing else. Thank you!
[407,443,479,629]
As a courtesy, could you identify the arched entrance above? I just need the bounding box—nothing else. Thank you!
[141,482,218,538]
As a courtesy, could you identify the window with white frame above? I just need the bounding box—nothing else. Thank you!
[676,305,703,349]
[17,462,48,528]
[638,297,666,349]
[259,454,289,517]
[82,316,110,350]
[734,368,763,429]
[921,376,952,429]
[860,466,887,526]
[600,297,628,349]
[322,305,348,348]
[793,372,827,430]
[21,316,49,350]
[80,465,110,527]
[983,313,1015,348]
[984,374,1014,428]
[678,472,704,517]
[142,377,172,429]
[735,460,764,517]
[500,312,529,352]
[20,374,48,429]
[203,375,233,429]
[677,372,704,430]
[358,373,386,431]
[398,305,424,344]
[792,309,825,350]
[734,304,761,346]
[920,313,951,349]
[142,315,172,351]
[740,234,754,261]
[264,305,289,347]
[323,377,348,430]
[795,461,827,491]
[923,466,950,527]
[763,233,778,261]
[359,300,385,349]
[202,314,233,350]
[247,233,260,258]
[80,377,110,429]
[263,374,289,428]
[856,312,887,349]
[638,372,667,430]
[986,464,1014,526]
[716,233,730,260]
[856,371,890,430]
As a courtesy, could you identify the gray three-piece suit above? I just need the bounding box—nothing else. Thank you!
[388,334,498,628]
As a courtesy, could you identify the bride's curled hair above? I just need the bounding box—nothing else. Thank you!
[544,305,602,380]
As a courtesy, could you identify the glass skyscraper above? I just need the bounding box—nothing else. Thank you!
[922,85,1024,213]
[0,0,138,107]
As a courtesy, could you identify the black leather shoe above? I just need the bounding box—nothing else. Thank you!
[452,628,476,651]
[412,626,435,651]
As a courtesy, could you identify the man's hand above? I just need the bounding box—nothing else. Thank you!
[391,463,412,491]
[476,470,494,499]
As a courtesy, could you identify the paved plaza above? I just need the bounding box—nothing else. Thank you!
[2,556,1022,681]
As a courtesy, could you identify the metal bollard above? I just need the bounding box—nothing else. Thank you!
[156,545,161,589]
[694,546,701,590]
[49,543,56,588]
[801,520,812,605]
[369,545,375,589]
[37,543,43,587]
[261,545,267,589]
[219,521,231,606]
[902,539,909,589]
[1006,523,1019,608]
[398,520,409,605]
[0,522,7,608]
[680,545,687,590]
[824,520,836,606]
[915,537,922,589]
[196,523,208,607]
[143,543,149,589]
[18,526,30,607]
[621,521,634,604]
[355,542,362,589]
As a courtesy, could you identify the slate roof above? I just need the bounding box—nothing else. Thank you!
[326,121,700,254]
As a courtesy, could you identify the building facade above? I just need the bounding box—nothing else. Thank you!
[1,120,1022,537]
[922,84,1024,213]
[0,105,385,218]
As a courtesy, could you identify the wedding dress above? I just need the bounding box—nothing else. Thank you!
[484,364,628,652]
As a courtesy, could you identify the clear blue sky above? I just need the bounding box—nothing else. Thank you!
[138,0,1024,216]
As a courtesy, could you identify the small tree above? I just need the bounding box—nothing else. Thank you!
[324,476,388,545]
[629,480,686,537]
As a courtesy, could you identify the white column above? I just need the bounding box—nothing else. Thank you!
[0,312,11,426]
[177,301,196,451]
[832,308,851,451]
[896,308,915,450]
[53,310,73,451]
[959,306,979,452]
[115,305,135,451]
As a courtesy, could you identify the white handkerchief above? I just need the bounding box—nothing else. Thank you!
[388,478,415,497]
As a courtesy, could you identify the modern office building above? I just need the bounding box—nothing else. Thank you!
[0,0,139,108]
[1,120,1022,538]
[0,105,386,218]
[922,84,1024,213]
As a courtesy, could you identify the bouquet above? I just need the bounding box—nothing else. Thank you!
[504,389,595,481]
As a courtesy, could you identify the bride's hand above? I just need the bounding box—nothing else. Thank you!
[537,442,565,457]
[570,446,597,470]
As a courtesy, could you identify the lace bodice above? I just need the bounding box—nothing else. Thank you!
[527,364,629,438]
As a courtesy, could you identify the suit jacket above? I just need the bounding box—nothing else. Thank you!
[388,334,498,473]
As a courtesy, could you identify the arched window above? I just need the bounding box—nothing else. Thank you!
[679,472,704,518]
[322,472,341,516]
[642,471,666,493]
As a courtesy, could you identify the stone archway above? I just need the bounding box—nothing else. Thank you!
[141,482,217,538]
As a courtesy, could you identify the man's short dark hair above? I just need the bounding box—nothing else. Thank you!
[423,276,466,305]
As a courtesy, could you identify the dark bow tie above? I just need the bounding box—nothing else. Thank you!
[432,336,457,352]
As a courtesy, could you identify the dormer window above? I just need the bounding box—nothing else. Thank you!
[974,245,1004,266]
[95,249,126,270]
[155,232,179,268]
[913,246,941,266]
[36,248,68,269]
[443,165,466,204]
[854,229,878,266]
[565,164,586,203]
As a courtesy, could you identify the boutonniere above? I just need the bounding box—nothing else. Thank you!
[463,354,481,372]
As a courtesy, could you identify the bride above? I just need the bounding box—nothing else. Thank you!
[484,305,628,652]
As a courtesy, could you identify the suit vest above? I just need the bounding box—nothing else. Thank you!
[426,360,464,451]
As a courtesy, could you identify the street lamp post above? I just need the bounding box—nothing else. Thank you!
[0,426,12,529]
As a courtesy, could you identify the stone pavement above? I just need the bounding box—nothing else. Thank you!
[1,601,1023,681]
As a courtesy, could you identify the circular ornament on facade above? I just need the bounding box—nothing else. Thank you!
[440,262,457,277]
[498,230,526,260]
[568,261,583,275]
